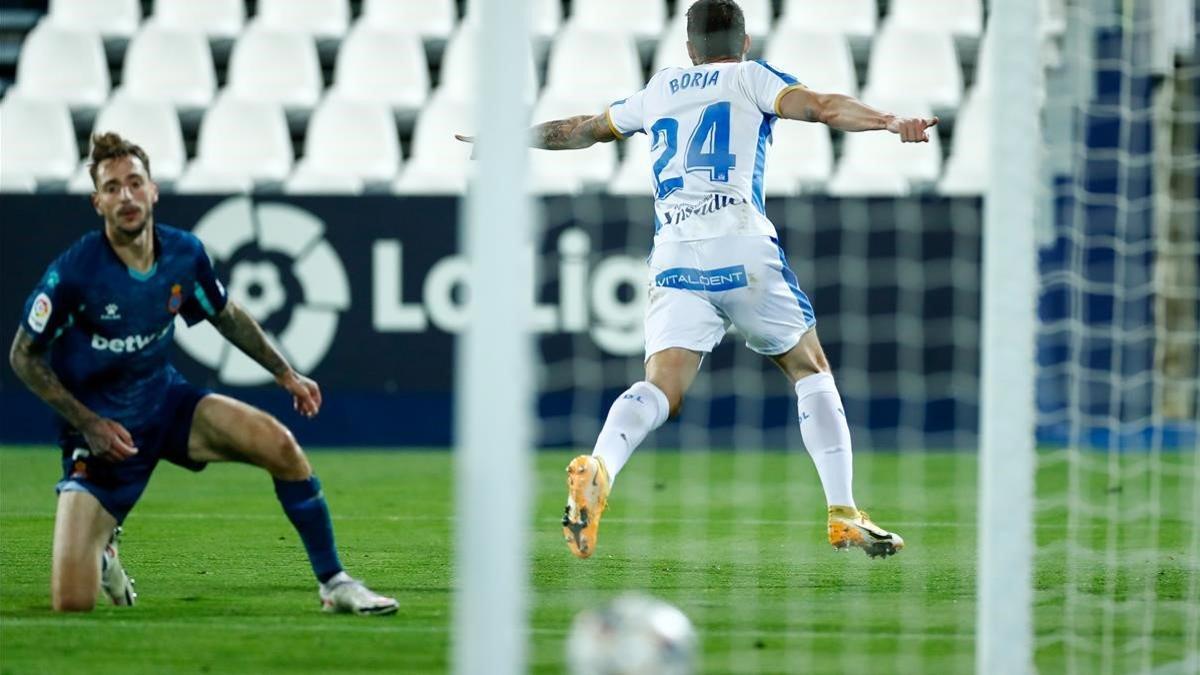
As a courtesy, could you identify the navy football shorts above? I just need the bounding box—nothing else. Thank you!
[55,378,211,524]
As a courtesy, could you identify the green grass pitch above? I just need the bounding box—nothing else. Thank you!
[1,446,1194,674]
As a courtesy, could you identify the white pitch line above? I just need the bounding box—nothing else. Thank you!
[0,616,973,641]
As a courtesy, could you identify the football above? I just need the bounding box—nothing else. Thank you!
[566,594,698,675]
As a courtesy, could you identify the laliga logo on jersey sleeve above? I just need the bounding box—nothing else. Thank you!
[174,198,350,385]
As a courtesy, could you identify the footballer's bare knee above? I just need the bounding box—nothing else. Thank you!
[262,420,310,480]
[645,347,702,419]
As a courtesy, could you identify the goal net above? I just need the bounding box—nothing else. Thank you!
[1033,0,1199,673]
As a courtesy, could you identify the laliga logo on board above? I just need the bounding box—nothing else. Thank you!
[175,197,350,385]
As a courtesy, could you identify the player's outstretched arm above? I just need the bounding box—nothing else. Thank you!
[777,87,938,142]
[455,112,618,152]
[210,302,322,418]
[8,327,138,460]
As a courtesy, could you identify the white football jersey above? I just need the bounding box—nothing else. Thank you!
[607,60,805,245]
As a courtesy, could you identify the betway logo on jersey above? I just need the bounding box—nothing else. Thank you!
[660,194,748,226]
[91,324,171,354]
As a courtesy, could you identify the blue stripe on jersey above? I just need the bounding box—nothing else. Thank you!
[655,265,749,292]
[751,114,774,215]
[754,59,799,86]
[193,282,216,316]
[774,244,816,325]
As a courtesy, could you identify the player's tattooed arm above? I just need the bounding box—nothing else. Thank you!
[7,327,137,459]
[529,113,618,149]
[454,112,617,152]
[8,327,100,430]
[210,301,292,378]
[210,302,322,417]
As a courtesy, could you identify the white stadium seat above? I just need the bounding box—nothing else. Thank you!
[393,97,474,195]
[174,166,254,194]
[862,19,963,111]
[888,0,983,39]
[256,0,349,40]
[763,28,857,96]
[826,170,911,196]
[544,27,642,111]
[148,0,245,40]
[0,172,38,193]
[938,89,988,195]
[226,27,322,111]
[436,26,538,104]
[779,0,876,41]
[284,170,364,195]
[189,95,294,184]
[297,97,401,185]
[361,0,457,40]
[608,136,653,196]
[529,96,618,194]
[119,26,216,110]
[49,0,141,39]
[66,162,93,193]
[331,25,429,114]
[762,120,833,195]
[829,99,942,194]
[92,95,187,183]
[463,0,561,40]
[569,0,667,41]
[0,98,78,183]
[12,23,110,109]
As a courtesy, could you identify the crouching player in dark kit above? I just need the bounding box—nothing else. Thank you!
[8,133,397,616]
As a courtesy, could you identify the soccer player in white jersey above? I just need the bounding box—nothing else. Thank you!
[463,0,937,559]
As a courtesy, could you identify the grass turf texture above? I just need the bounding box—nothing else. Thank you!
[0,446,1194,674]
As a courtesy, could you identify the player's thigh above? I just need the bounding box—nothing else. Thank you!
[51,490,116,611]
[187,394,311,479]
[769,328,832,384]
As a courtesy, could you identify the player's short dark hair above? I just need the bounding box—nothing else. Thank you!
[88,132,151,187]
[686,0,746,62]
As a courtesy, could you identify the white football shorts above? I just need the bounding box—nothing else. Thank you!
[643,235,817,360]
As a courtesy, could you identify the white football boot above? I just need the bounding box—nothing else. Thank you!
[319,572,398,616]
[100,527,137,606]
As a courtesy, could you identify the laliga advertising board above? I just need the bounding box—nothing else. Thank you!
[0,195,654,446]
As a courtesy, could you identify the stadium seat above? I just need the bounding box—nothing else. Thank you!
[0,98,79,183]
[569,0,667,41]
[763,28,857,96]
[147,0,245,40]
[255,0,349,40]
[826,170,910,196]
[829,99,942,194]
[174,167,254,194]
[119,26,216,110]
[938,89,988,195]
[543,27,642,111]
[188,95,294,184]
[92,95,187,183]
[48,0,141,39]
[284,170,364,195]
[888,0,982,39]
[66,163,96,194]
[361,0,457,41]
[528,96,618,194]
[11,23,110,110]
[436,26,538,104]
[296,97,401,186]
[779,0,877,41]
[393,97,474,195]
[608,137,653,196]
[762,119,834,195]
[330,25,429,115]
[0,172,38,193]
[226,27,323,111]
[861,19,963,112]
[462,0,561,40]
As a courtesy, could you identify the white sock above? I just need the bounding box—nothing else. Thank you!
[591,381,669,483]
[795,373,856,509]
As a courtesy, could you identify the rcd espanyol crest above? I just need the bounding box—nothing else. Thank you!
[175,197,350,385]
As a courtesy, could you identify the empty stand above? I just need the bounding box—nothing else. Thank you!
[119,26,216,110]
